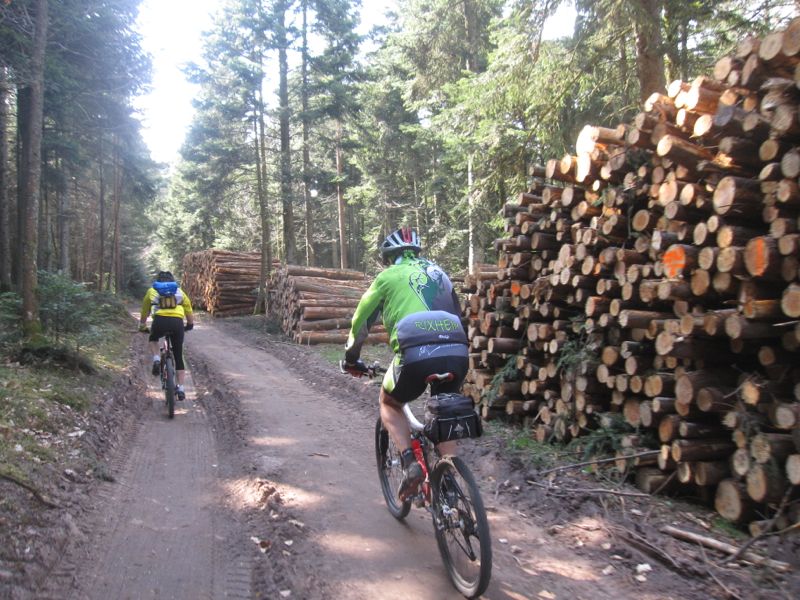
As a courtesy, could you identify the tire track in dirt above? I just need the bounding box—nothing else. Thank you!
[43,344,250,600]
[189,320,462,600]
[189,318,672,600]
[40,316,700,600]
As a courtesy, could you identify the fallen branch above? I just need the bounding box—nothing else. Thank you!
[721,487,793,566]
[661,525,791,573]
[526,480,651,498]
[696,543,744,600]
[0,471,61,509]
[609,524,689,574]
[536,450,660,477]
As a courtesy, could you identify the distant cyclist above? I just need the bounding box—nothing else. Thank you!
[342,227,468,500]
[139,271,194,401]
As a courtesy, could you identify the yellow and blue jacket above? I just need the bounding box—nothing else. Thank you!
[140,285,193,321]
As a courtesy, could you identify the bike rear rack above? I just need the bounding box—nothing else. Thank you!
[405,371,456,433]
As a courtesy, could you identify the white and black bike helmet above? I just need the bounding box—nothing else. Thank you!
[380,227,421,264]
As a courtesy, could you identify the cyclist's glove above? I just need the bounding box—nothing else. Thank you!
[185,323,194,331]
[340,359,368,378]
[138,324,149,333]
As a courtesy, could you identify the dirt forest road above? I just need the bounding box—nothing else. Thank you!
[49,316,682,600]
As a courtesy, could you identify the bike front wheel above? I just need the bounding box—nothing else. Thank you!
[374,418,411,520]
[431,456,492,598]
[164,356,176,419]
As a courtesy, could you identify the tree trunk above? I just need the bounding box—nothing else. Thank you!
[0,67,11,290]
[336,120,348,269]
[15,86,30,289]
[20,0,48,337]
[276,2,295,264]
[462,0,478,73]
[58,165,71,275]
[111,141,122,295]
[37,166,48,271]
[635,0,666,102]
[254,82,272,315]
[97,139,106,290]
[301,0,314,266]
[467,154,484,270]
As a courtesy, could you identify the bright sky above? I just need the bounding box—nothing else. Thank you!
[134,0,575,166]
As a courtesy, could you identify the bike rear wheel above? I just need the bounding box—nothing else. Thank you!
[431,456,492,598]
[374,418,411,519]
[164,355,176,419]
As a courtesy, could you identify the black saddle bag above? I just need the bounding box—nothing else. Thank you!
[423,393,482,444]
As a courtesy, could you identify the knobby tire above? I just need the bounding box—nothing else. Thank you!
[431,456,492,598]
[164,355,176,419]
[374,418,411,519]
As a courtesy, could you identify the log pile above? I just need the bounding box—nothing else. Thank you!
[463,21,800,533]
[267,264,388,345]
[181,250,269,316]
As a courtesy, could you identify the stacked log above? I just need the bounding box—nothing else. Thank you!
[267,264,388,345]
[464,20,800,533]
[461,263,501,294]
[181,250,268,316]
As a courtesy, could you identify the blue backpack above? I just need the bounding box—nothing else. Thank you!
[153,281,180,309]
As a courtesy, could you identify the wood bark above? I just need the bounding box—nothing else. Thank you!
[463,21,800,536]
[635,0,667,102]
[20,0,48,336]
[276,0,295,264]
[0,67,10,289]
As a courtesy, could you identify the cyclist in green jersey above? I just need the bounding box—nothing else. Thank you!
[139,271,194,401]
[342,227,468,500]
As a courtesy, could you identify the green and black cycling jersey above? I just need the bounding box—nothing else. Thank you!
[345,253,467,363]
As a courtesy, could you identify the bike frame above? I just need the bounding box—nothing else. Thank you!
[405,404,433,502]
[369,362,492,598]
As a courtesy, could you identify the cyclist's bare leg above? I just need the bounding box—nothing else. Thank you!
[176,369,185,386]
[148,340,160,358]
[379,388,411,453]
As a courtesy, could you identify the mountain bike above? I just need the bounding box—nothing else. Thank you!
[158,333,177,419]
[343,361,492,598]
[140,326,178,419]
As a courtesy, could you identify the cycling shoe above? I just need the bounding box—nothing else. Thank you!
[398,461,424,501]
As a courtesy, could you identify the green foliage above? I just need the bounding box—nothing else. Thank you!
[159,0,797,277]
[0,303,131,495]
[555,318,599,375]
[489,421,567,469]
[36,271,96,346]
[0,292,23,348]
[482,353,519,405]
[0,272,131,368]
[568,412,634,460]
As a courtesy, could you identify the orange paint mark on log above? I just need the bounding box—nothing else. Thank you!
[753,237,767,275]
[510,281,522,295]
[663,246,686,278]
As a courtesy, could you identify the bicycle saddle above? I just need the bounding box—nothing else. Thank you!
[425,372,455,383]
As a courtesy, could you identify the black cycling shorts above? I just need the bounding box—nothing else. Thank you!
[149,316,186,370]
[383,342,468,403]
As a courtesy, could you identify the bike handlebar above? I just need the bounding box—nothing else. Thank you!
[338,361,424,431]
[138,322,193,334]
[339,360,385,378]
